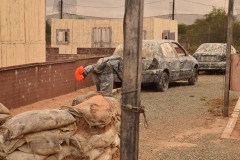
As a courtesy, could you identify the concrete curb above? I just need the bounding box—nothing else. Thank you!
[221,97,240,139]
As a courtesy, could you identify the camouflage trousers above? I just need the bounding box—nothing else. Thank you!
[93,73,113,94]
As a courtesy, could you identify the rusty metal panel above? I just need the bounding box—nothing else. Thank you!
[230,54,240,91]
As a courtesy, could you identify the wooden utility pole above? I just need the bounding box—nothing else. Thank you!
[120,0,144,159]
[223,0,234,117]
[172,0,175,20]
[60,0,63,19]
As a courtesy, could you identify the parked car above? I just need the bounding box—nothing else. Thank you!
[112,40,199,92]
[193,43,237,72]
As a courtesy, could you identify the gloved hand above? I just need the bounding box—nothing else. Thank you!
[75,66,84,81]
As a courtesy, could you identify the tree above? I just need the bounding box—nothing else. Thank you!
[180,8,240,51]
[188,8,228,45]
[178,23,188,35]
[204,8,228,43]
[233,21,240,50]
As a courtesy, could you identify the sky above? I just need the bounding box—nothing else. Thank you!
[46,0,240,18]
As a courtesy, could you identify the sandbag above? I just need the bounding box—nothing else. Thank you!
[0,103,11,124]
[1,137,25,154]
[71,92,101,106]
[70,134,87,152]
[45,145,84,160]
[1,109,76,140]
[0,151,6,160]
[19,123,77,156]
[0,103,10,115]
[71,125,117,154]
[84,125,117,152]
[95,148,112,160]
[0,92,121,160]
[85,148,104,160]
[6,151,47,160]
[63,92,120,128]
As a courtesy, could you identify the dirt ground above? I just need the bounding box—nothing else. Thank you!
[9,74,240,160]
[10,86,96,116]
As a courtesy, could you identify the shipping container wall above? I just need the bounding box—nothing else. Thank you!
[51,19,124,54]
[143,18,154,39]
[0,0,46,68]
[51,18,177,54]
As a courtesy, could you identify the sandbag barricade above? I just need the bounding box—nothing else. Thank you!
[0,103,11,125]
[0,92,120,160]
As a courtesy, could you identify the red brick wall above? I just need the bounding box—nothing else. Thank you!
[0,58,102,109]
[46,47,115,61]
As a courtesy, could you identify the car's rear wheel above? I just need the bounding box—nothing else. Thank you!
[188,68,198,85]
[156,72,169,92]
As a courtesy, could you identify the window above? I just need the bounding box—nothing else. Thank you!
[92,27,112,48]
[162,30,175,40]
[56,29,70,45]
[162,30,170,39]
[171,42,186,56]
[161,43,177,58]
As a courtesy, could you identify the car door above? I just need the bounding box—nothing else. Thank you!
[160,43,180,81]
[171,42,193,79]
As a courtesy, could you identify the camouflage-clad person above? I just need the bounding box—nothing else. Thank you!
[76,55,123,94]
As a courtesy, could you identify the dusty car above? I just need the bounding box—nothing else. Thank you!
[112,40,199,91]
[193,43,236,72]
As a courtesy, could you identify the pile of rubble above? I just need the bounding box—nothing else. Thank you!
[0,92,120,160]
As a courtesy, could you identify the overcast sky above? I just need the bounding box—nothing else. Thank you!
[46,0,240,18]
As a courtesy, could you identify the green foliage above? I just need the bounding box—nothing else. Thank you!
[179,8,240,50]
[178,23,188,35]
[233,21,240,48]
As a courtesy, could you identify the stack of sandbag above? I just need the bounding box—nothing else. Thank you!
[62,91,121,160]
[0,103,11,125]
[0,92,120,160]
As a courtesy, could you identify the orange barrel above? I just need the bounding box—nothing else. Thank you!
[230,54,240,91]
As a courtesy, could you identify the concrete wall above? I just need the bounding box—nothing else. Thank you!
[51,18,178,54]
[0,0,46,67]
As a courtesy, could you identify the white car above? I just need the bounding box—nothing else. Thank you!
[113,40,199,91]
[193,43,236,72]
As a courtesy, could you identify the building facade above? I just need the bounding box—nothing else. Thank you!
[51,18,178,54]
[0,0,46,67]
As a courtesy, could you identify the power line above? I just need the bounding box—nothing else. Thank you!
[62,0,167,9]
[61,0,240,12]
[180,0,221,7]
[62,0,229,9]
[47,0,240,16]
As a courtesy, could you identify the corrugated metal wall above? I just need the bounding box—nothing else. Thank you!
[0,0,46,68]
[51,18,178,54]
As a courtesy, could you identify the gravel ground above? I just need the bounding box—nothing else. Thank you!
[10,74,240,160]
[134,74,240,160]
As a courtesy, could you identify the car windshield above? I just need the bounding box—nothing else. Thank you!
[113,42,157,60]
[196,43,226,53]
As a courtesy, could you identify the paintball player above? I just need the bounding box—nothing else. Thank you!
[75,55,123,94]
